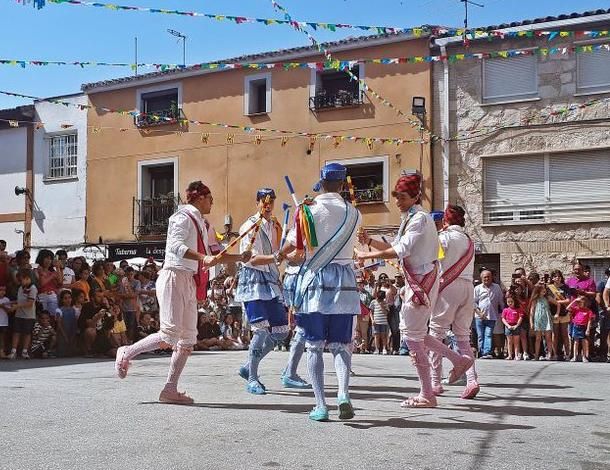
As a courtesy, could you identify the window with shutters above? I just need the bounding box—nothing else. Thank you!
[244,73,271,115]
[482,54,538,104]
[326,155,389,204]
[483,149,610,225]
[576,42,610,94]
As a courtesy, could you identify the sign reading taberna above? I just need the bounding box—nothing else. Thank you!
[107,242,166,261]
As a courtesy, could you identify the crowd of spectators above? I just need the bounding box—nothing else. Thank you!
[0,240,251,361]
[356,262,610,363]
[2,237,609,365]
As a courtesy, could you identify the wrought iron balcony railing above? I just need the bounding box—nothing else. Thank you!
[341,187,384,204]
[135,107,185,128]
[309,90,363,111]
[133,196,181,238]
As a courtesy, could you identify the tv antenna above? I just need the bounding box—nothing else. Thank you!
[167,29,187,67]
[460,0,484,44]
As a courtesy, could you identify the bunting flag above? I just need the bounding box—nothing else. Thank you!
[0,90,425,145]
[2,42,609,70]
[14,1,610,41]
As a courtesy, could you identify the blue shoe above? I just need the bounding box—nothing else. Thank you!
[246,380,266,395]
[308,406,329,422]
[281,375,312,389]
[337,395,355,420]
[238,365,249,381]
[399,347,409,356]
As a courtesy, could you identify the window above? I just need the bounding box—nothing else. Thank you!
[482,55,538,103]
[327,156,388,204]
[244,73,271,115]
[136,87,181,127]
[310,65,363,110]
[135,159,179,238]
[577,43,610,94]
[483,149,610,225]
[47,134,77,179]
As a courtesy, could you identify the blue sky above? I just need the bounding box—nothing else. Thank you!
[0,0,608,108]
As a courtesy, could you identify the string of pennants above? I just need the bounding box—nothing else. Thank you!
[13,0,610,41]
[0,91,424,147]
[2,42,609,70]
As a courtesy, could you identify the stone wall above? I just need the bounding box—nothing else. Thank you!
[432,36,610,282]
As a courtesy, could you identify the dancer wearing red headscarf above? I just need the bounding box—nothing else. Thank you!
[114,181,250,404]
[356,174,473,408]
[429,205,480,399]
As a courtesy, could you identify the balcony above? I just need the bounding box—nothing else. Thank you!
[133,196,181,239]
[309,90,364,111]
[135,107,185,128]
[341,186,384,204]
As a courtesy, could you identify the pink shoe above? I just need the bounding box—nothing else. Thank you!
[460,381,480,400]
[115,346,130,379]
[432,384,445,396]
[158,389,195,405]
[400,395,438,408]
[447,355,475,385]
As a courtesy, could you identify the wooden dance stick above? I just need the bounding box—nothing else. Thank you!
[346,176,357,207]
[213,220,260,260]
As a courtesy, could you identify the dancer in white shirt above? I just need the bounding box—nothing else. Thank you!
[429,205,480,399]
[114,181,250,404]
[356,174,473,408]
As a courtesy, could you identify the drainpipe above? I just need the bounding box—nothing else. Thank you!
[441,44,450,207]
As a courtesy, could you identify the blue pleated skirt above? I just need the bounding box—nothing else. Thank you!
[294,263,359,315]
[235,267,282,303]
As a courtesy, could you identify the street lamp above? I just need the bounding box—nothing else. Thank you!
[167,29,187,67]
[411,96,427,173]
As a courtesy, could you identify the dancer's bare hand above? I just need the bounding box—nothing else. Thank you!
[202,255,217,268]
[287,250,305,264]
[241,250,252,263]
[354,249,369,262]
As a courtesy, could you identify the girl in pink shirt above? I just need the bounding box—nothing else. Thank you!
[502,296,524,360]
[567,296,593,362]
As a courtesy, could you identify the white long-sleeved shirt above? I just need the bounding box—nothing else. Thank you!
[164,204,219,273]
[438,225,474,282]
[286,193,361,265]
[239,214,280,273]
[391,205,438,275]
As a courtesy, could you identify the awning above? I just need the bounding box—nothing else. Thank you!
[107,241,166,262]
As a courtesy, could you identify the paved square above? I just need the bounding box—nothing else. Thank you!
[2,352,610,470]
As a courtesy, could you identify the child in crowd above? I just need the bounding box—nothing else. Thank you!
[220,313,244,350]
[71,289,85,321]
[137,312,159,340]
[0,285,13,358]
[369,289,389,354]
[30,311,57,358]
[109,302,130,349]
[530,284,555,360]
[568,296,594,362]
[56,290,78,357]
[502,295,524,360]
[9,269,38,360]
[71,266,91,302]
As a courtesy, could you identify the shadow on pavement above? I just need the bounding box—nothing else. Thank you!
[140,401,311,415]
[343,416,536,431]
[447,402,595,417]
[483,382,572,390]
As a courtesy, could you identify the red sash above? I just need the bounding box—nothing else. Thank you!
[438,237,474,294]
[184,212,209,302]
[403,261,438,307]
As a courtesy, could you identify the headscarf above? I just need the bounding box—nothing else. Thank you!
[186,181,211,204]
[392,173,421,199]
[444,204,466,227]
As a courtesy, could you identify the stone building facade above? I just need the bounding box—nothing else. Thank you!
[432,12,610,283]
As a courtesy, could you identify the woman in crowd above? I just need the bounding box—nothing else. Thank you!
[89,261,109,299]
[547,270,572,360]
[71,265,91,302]
[35,250,63,316]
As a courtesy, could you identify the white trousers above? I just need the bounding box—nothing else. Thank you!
[399,273,439,342]
[429,278,474,342]
[157,268,198,347]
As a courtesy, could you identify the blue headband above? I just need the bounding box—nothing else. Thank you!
[256,188,276,201]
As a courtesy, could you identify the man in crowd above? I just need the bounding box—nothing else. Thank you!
[474,270,504,359]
